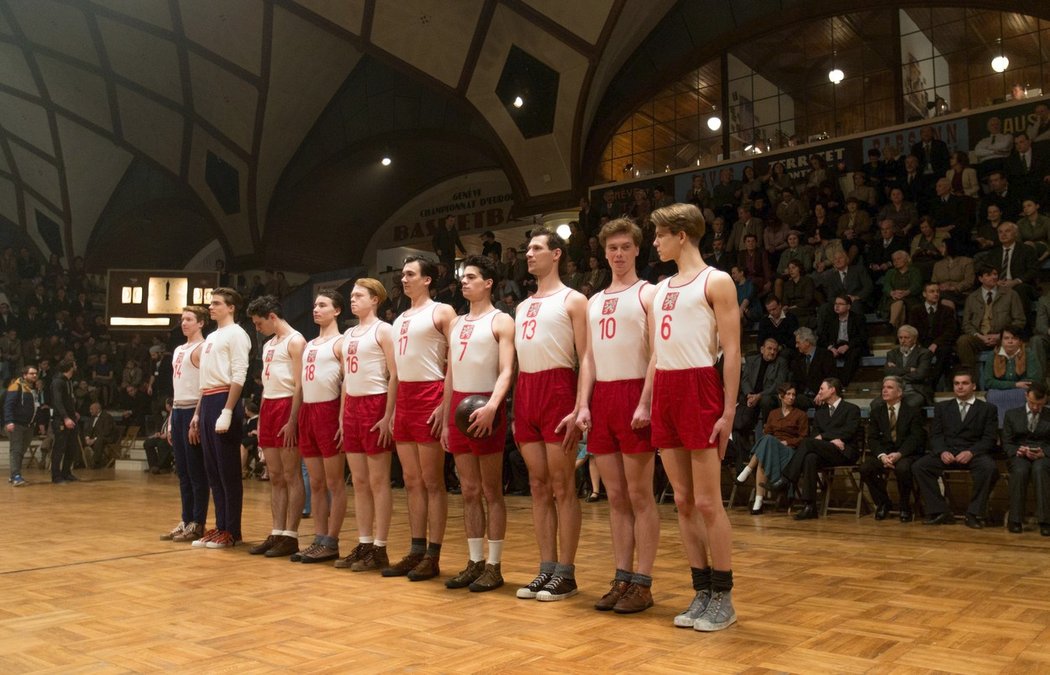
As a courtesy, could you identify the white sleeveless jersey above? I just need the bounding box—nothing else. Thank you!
[301,335,342,403]
[450,310,500,393]
[515,287,577,373]
[171,340,203,406]
[261,332,301,399]
[589,280,650,382]
[344,321,389,397]
[392,302,447,382]
[652,267,723,370]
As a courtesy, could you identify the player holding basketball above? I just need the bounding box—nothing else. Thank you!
[649,203,740,632]
[334,278,396,572]
[385,257,456,581]
[297,290,346,563]
[245,295,306,560]
[514,227,590,602]
[440,254,515,592]
[576,217,659,614]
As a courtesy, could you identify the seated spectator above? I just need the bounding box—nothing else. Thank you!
[877,188,919,236]
[810,228,844,274]
[867,219,910,286]
[909,217,945,280]
[845,174,877,213]
[737,234,772,295]
[767,377,861,520]
[776,187,806,230]
[914,369,999,529]
[735,382,808,515]
[789,327,836,411]
[1018,198,1050,262]
[144,399,174,474]
[699,216,729,256]
[734,338,789,438]
[779,260,817,327]
[930,238,974,309]
[241,400,261,479]
[956,265,1025,369]
[495,292,517,315]
[945,151,979,200]
[885,325,934,407]
[120,359,143,390]
[817,294,867,386]
[860,376,926,522]
[973,116,1014,179]
[805,204,835,244]
[582,254,609,292]
[775,231,813,277]
[730,265,757,322]
[763,218,791,270]
[1005,132,1049,202]
[818,251,873,312]
[984,326,1042,427]
[980,171,1022,223]
[561,259,583,290]
[756,295,799,356]
[116,384,150,428]
[1002,382,1050,536]
[83,401,119,469]
[727,205,763,253]
[494,276,521,302]
[880,250,923,327]
[986,221,1038,310]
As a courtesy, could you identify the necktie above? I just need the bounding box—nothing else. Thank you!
[928,304,935,316]
[987,291,993,305]
[1003,248,1011,278]
[960,402,970,420]
[888,406,897,442]
[1024,153,1029,171]
[1029,410,1038,433]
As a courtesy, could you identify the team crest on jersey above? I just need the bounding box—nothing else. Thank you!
[174,354,184,368]
[526,302,541,318]
[347,341,358,355]
[306,350,317,364]
[400,320,411,335]
[264,349,274,363]
[459,324,474,340]
[602,298,618,315]
[662,292,679,311]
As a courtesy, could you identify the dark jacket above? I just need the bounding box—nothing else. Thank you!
[907,302,958,354]
[867,400,925,458]
[4,378,35,426]
[930,398,998,456]
[789,348,836,397]
[50,373,76,428]
[810,399,862,461]
[1002,405,1050,456]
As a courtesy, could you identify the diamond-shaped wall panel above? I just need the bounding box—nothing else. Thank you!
[36,55,113,132]
[521,0,612,45]
[0,42,39,97]
[179,0,263,75]
[0,178,17,225]
[371,0,484,88]
[8,143,61,208]
[0,91,55,155]
[188,52,257,152]
[98,16,183,104]
[293,0,366,33]
[7,0,100,67]
[115,85,184,175]
[92,0,174,31]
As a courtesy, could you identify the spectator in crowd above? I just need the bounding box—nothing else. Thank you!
[707,238,732,272]
[911,126,950,178]
[1018,198,1050,261]
[735,382,808,515]
[984,326,1042,427]
[867,220,910,287]
[973,116,1015,178]
[779,259,817,327]
[884,324,934,408]
[956,264,1026,369]
[582,255,609,292]
[83,401,119,469]
[877,188,919,235]
[819,251,873,312]
[711,167,743,221]
[756,295,799,355]
[765,163,792,205]
[837,197,872,243]
[817,294,867,386]
[432,215,467,266]
[909,217,945,280]
[860,376,925,522]
[982,171,1022,223]
[730,265,757,322]
[734,338,789,439]
[895,155,929,208]
[1002,382,1050,536]
[1005,132,1049,201]
[121,358,144,390]
[727,206,762,253]
[914,369,998,529]
[144,399,174,474]
[562,259,583,291]
[763,217,791,267]
[776,187,806,230]
[775,231,813,279]
[880,250,923,328]
[789,327,835,411]
[930,237,974,309]
[481,230,502,261]
[117,384,150,428]
[737,234,772,296]
[986,221,1038,309]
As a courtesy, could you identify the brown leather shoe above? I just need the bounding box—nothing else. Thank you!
[381,551,424,577]
[353,545,389,572]
[595,580,631,611]
[249,534,280,556]
[334,542,373,569]
[468,563,504,592]
[264,535,299,558]
[407,554,440,581]
[613,583,654,614]
[445,560,485,589]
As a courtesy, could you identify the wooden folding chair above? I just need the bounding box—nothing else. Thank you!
[106,425,140,467]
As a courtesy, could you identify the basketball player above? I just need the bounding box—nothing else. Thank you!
[161,306,209,543]
[190,288,252,549]
[334,279,396,572]
[385,256,456,581]
[246,295,306,559]
[297,290,346,563]
[440,254,515,592]
[576,218,659,614]
[649,203,741,632]
[514,227,590,602]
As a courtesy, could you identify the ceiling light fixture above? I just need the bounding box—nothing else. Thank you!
[513,96,524,108]
[556,224,572,239]
[381,157,392,166]
[991,38,1009,73]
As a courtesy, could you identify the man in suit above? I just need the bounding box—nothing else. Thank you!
[866,220,910,287]
[955,264,1026,369]
[927,178,971,247]
[884,324,933,407]
[895,155,931,207]
[1032,289,1050,367]
[908,283,958,387]
[1005,132,1050,202]
[50,358,80,484]
[913,369,999,528]
[776,188,807,229]
[980,171,1022,223]
[819,250,874,312]
[816,295,868,386]
[984,221,1038,310]
[789,327,836,411]
[860,376,926,522]
[756,295,799,355]
[910,126,950,179]
[1002,383,1050,536]
[83,401,119,469]
[735,338,789,436]
[769,377,861,520]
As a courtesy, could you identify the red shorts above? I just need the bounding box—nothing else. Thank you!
[298,399,341,458]
[259,396,293,448]
[588,379,653,455]
[651,367,724,456]
[394,380,444,444]
[343,394,391,455]
[447,390,506,456]
[514,368,576,445]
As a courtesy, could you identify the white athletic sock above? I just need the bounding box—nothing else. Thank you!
[467,537,485,562]
[736,466,752,483]
[271,529,281,536]
[374,539,387,548]
[282,530,298,538]
[487,539,504,564]
[753,495,764,509]
[359,535,375,544]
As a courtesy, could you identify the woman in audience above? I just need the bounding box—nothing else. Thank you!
[805,203,835,245]
[880,250,923,327]
[1018,198,1050,262]
[735,383,808,515]
[805,155,828,190]
[974,203,1005,256]
[946,151,979,199]
[846,173,877,212]
[775,231,813,278]
[984,326,1043,427]
[930,237,975,309]
[765,162,793,205]
[909,216,946,280]
[763,218,791,269]
[877,187,919,236]
[742,165,764,200]
[779,259,817,326]
[837,197,872,242]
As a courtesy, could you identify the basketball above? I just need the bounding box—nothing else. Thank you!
[455,394,493,438]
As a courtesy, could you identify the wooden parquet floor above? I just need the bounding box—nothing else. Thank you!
[2,468,1050,674]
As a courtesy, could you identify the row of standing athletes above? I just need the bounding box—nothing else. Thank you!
[159,205,741,632]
